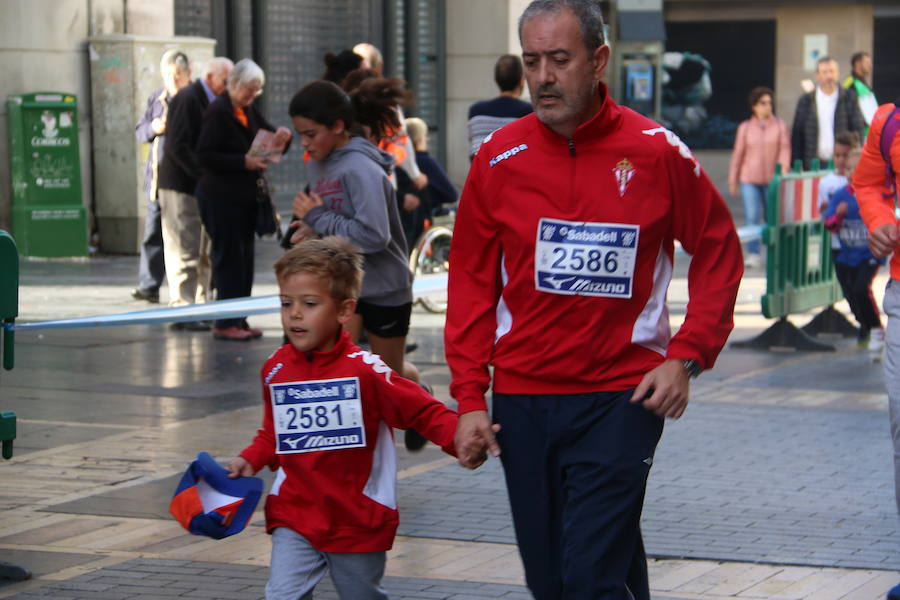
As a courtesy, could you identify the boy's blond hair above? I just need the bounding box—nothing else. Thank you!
[405,117,427,149]
[274,236,364,301]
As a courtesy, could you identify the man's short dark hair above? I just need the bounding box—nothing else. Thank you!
[495,55,523,92]
[851,51,870,69]
[519,0,606,54]
[816,55,836,69]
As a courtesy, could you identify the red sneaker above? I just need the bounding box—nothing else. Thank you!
[212,326,254,341]
[244,326,263,339]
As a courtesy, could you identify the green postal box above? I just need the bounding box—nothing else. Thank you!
[7,92,88,257]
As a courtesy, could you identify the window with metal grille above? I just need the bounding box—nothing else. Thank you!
[174,0,447,208]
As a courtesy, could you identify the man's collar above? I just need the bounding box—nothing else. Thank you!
[199,78,216,103]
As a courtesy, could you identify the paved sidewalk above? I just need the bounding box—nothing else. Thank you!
[0,240,898,599]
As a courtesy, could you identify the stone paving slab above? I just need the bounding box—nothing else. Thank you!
[397,400,899,570]
[1,558,540,600]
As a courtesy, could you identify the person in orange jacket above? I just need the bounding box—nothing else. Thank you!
[853,98,900,600]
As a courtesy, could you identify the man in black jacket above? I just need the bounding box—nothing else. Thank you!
[158,56,233,329]
[791,56,865,170]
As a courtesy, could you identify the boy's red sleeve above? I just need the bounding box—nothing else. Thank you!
[368,371,458,456]
[239,378,278,472]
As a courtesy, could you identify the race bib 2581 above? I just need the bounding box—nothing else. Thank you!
[535,218,639,298]
[269,377,366,454]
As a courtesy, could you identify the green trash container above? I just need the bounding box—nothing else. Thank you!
[6,92,88,257]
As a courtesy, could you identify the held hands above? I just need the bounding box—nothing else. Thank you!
[836,202,849,217]
[630,359,690,419]
[244,154,269,172]
[454,410,501,470]
[227,456,255,479]
[292,190,324,219]
[870,223,900,258]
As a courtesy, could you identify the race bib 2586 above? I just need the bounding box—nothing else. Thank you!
[270,377,366,454]
[535,218,639,298]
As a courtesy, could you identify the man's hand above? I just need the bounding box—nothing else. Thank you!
[227,456,255,479]
[630,359,690,419]
[151,117,166,135]
[244,154,269,172]
[292,191,323,219]
[454,410,501,469]
[728,182,738,198]
[869,223,899,258]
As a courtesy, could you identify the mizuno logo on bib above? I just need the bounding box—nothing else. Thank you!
[270,377,366,454]
[535,218,638,298]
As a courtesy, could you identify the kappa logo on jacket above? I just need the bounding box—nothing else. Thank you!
[347,350,392,383]
[641,127,701,177]
[264,362,284,384]
[489,144,529,168]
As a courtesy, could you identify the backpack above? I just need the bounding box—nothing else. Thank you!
[880,99,900,194]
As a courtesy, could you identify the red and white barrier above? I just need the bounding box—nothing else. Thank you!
[779,176,824,224]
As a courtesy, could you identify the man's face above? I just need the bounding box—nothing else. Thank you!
[207,65,232,96]
[521,9,608,138]
[162,64,191,97]
[816,60,839,92]
[857,55,873,78]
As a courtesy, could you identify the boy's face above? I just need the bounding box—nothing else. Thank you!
[279,272,355,353]
[833,143,851,175]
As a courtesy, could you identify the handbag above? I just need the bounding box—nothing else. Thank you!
[255,176,280,239]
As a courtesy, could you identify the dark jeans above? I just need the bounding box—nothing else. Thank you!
[835,260,882,333]
[493,390,664,600]
[197,189,256,329]
[137,199,165,291]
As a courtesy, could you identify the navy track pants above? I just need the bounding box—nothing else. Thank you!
[493,390,664,600]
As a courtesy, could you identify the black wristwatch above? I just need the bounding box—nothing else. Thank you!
[682,359,702,379]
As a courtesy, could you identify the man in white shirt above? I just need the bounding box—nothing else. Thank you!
[791,56,865,170]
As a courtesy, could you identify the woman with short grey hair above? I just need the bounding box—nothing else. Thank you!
[195,58,292,341]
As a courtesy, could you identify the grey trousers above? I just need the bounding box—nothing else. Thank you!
[882,278,900,515]
[158,189,211,307]
[266,527,387,600]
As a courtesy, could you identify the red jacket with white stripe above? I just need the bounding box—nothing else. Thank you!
[239,332,457,552]
[445,84,743,414]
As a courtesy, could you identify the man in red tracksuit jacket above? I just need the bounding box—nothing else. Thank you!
[445,1,743,598]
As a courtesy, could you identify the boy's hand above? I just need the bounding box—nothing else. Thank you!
[836,202,848,217]
[227,456,255,479]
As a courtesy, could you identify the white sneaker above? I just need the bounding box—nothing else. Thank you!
[869,327,885,363]
[744,254,761,269]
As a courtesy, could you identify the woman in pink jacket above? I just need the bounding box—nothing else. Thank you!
[728,86,791,268]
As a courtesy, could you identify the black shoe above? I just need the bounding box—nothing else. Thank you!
[131,288,159,303]
[171,320,211,331]
[404,429,428,452]
[404,342,419,354]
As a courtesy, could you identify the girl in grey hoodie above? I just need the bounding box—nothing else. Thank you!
[287,79,421,389]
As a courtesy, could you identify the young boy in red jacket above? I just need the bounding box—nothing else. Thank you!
[228,236,460,600]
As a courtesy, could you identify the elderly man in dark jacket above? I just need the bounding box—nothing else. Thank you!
[791,55,865,170]
[158,56,233,329]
